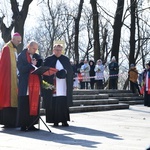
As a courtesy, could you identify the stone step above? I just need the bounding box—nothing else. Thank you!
[69,103,129,113]
[73,90,100,95]
[40,89,139,114]
[73,94,108,100]
[73,98,118,106]
[40,103,129,114]
[120,100,144,105]
[108,93,139,97]
[113,96,144,101]
[40,98,118,107]
[73,89,132,95]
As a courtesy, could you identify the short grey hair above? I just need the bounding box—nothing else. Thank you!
[28,40,38,47]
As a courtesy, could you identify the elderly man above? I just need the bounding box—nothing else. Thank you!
[43,44,73,127]
[17,41,42,131]
[0,32,21,128]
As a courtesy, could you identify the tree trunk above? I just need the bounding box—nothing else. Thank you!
[0,0,33,53]
[129,0,136,65]
[90,0,101,61]
[0,16,14,43]
[101,28,108,61]
[74,0,84,62]
[111,0,124,62]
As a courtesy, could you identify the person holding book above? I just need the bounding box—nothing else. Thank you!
[17,41,42,131]
[43,44,73,127]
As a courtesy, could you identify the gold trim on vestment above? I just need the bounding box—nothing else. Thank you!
[7,42,18,107]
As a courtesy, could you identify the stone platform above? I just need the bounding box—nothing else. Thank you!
[0,105,150,150]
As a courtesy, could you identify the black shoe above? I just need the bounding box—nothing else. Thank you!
[27,126,39,131]
[21,126,27,131]
[62,122,69,127]
[53,123,58,127]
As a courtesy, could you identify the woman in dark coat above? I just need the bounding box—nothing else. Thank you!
[109,56,119,89]
[89,60,95,89]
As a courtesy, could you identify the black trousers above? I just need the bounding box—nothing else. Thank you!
[90,79,95,89]
[45,96,70,123]
[109,78,118,89]
[82,82,89,89]
[0,107,17,127]
[17,96,39,128]
[96,80,103,89]
[130,81,141,94]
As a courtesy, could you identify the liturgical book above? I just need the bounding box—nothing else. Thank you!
[31,66,58,76]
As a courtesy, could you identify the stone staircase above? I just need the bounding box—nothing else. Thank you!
[95,89,144,105]
[40,89,144,114]
[70,89,129,113]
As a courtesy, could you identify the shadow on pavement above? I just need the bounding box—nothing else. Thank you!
[0,126,101,148]
[52,125,123,140]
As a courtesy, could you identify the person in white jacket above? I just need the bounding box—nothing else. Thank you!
[94,59,104,89]
[80,60,90,89]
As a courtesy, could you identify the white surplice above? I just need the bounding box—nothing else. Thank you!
[53,60,67,96]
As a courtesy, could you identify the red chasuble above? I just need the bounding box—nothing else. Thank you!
[26,52,40,116]
[0,42,18,109]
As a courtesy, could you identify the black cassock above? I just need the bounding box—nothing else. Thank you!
[42,54,73,124]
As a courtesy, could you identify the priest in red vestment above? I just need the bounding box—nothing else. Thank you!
[0,33,22,127]
[17,41,42,131]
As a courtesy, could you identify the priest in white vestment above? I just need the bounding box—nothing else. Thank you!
[43,44,73,126]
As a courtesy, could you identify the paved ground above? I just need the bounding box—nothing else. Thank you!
[0,105,150,150]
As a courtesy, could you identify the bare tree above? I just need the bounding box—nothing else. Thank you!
[0,0,33,53]
[90,0,101,61]
[129,0,136,65]
[74,0,84,62]
[111,0,125,62]
[31,1,76,58]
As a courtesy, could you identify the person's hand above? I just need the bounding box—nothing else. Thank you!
[56,69,67,79]
[31,58,37,66]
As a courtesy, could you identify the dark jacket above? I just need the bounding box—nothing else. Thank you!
[109,61,119,79]
[43,54,73,107]
[17,49,42,96]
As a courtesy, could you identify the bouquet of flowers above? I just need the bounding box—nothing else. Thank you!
[84,66,89,71]
[42,80,55,90]
[95,65,100,72]
[97,68,101,72]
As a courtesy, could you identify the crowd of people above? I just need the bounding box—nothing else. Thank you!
[71,58,150,108]
[0,32,150,132]
[71,56,119,90]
